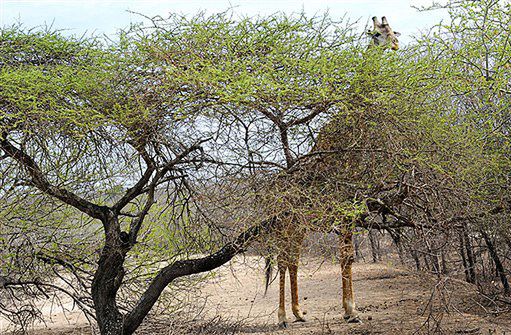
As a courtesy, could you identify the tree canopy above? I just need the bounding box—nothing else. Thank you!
[1,1,511,334]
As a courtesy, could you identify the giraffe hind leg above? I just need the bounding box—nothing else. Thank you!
[288,235,306,323]
[289,262,306,322]
[277,258,288,328]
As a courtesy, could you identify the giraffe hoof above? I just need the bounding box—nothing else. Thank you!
[293,309,306,322]
[346,315,362,324]
[278,321,288,329]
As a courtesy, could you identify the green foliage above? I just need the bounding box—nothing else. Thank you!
[2,3,511,330]
[415,0,511,204]
[124,12,360,119]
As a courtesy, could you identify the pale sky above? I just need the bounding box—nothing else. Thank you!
[0,0,448,45]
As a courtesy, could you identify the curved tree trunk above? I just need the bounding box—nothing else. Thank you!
[92,213,128,335]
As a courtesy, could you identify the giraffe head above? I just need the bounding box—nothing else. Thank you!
[368,16,400,50]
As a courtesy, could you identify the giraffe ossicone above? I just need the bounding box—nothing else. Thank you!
[368,16,401,50]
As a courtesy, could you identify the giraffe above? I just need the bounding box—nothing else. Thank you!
[264,16,401,328]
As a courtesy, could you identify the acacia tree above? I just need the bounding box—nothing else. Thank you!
[0,23,274,334]
[349,0,511,302]
[0,14,374,334]
[388,0,511,295]
[135,6,507,313]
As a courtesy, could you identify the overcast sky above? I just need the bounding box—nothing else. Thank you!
[0,0,448,45]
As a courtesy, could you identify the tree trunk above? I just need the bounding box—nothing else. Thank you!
[388,229,405,265]
[410,249,421,271]
[481,229,510,295]
[92,214,128,335]
[92,251,126,334]
[426,240,440,275]
[463,227,477,284]
[441,249,448,275]
[423,253,431,271]
[431,253,440,274]
[459,230,472,283]
[369,229,380,263]
[353,231,363,261]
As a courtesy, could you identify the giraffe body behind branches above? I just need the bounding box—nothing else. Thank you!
[263,16,401,328]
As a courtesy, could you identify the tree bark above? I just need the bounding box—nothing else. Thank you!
[464,227,476,283]
[410,249,421,271]
[481,229,510,295]
[459,230,472,283]
[423,253,431,271]
[388,228,405,265]
[441,249,448,275]
[353,231,363,261]
[92,212,128,335]
[369,229,380,263]
[121,215,278,335]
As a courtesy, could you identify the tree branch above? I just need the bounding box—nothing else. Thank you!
[0,138,107,220]
[160,138,212,175]
[123,214,280,334]
[113,165,155,213]
[286,104,328,127]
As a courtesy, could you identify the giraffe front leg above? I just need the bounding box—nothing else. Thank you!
[341,267,359,323]
[340,233,361,323]
[278,262,289,328]
[289,263,306,322]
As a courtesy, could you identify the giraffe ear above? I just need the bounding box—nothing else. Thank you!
[394,31,401,37]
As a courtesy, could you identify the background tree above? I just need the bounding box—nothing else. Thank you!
[394,0,511,295]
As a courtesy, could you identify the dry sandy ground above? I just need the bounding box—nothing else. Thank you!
[200,257,511,335]
[4,256,511,334]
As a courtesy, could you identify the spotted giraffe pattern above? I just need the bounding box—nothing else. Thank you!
[264,16,401,328]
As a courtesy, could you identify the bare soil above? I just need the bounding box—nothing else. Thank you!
[4,256,511,335]
[199,256,511,335]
